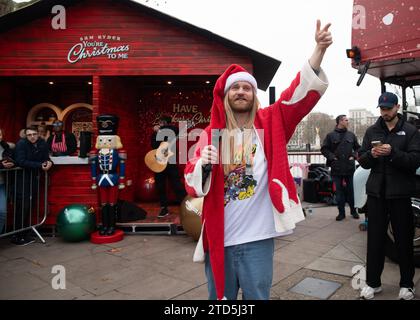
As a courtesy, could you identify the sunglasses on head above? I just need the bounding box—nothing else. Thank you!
[53,122,63,127]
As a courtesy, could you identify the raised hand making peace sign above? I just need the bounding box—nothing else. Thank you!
[309,19,333,71]
[315,20,333,50]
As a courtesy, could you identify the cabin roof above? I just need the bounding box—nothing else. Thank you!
[0,0,281,90]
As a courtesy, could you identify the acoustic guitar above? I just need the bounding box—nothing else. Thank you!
[144,120,195,173]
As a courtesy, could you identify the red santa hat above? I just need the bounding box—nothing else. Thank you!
[210,64,257,130]
[224,71,258,94]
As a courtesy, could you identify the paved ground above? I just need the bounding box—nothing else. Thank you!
[0,203,419,300]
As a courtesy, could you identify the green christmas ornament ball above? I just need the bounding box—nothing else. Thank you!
[56,204,96,242]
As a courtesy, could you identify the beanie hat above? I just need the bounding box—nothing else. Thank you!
[224,71,258,94]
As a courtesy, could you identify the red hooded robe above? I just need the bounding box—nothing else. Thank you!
[184,61,328,300]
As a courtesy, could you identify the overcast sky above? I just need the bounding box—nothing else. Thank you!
[11,0,400,117]
[133,0,386,117]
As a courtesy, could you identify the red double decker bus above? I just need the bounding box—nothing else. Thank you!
[349,0,420,266]
[348,0,420,108]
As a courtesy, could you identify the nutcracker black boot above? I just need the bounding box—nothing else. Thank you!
[106,204,116,236]
[99,205,109,236]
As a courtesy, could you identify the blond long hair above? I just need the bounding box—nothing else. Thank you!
[221,94,260,175]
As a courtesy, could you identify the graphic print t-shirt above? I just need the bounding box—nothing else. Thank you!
[223,130,282,247]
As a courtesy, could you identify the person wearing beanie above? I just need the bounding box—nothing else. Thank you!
[184,20,332,300]
[47,120,77,156]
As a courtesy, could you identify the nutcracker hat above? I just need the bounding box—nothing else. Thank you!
[97,114,119,135]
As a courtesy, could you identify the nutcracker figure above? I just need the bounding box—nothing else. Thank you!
[90,115,126,237]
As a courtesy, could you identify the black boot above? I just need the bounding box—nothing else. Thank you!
[158,207,169,218]
[336,213,345,221]
[99,205,108,236]
[106,204,116,236]
[351,209,360,219]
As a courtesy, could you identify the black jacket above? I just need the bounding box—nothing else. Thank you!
[358,115,420,199]
[321,128,360,176]
[0,140,15,168]
[15,138,51,170]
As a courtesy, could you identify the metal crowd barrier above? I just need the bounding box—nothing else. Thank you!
[287,151,325,165]
[0,167,49,243]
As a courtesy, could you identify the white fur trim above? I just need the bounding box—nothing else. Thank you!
[193,220,205,263]
[272,179,305,233]
[224,72,258,94]
[281,60,329,105]
[184,158,212,197]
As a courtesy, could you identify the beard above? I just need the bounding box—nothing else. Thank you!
[229,98,253,113]
[382,113,398,122]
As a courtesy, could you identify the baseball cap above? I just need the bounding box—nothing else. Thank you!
[377,92,398,108]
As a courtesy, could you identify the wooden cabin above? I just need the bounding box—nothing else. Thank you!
[0,0,280,230]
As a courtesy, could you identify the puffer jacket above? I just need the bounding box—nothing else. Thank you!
[358,115,420,199]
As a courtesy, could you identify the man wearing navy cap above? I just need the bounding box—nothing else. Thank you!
[358,92,420,300]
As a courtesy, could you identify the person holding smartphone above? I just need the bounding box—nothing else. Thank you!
[358,92,420,300]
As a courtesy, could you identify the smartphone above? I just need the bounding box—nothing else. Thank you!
[371,141,383,147]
